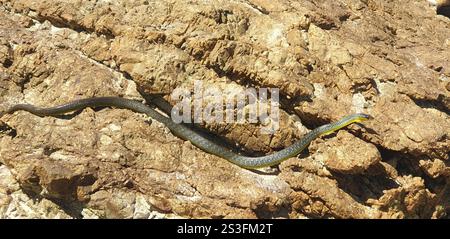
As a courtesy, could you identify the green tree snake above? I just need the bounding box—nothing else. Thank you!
[0,97,372,169]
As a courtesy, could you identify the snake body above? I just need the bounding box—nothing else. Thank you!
[1,97,371,169]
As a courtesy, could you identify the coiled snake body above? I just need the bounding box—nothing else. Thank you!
[1,97,371,169]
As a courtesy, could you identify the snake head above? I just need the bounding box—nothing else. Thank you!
[347,113,373,124]
[357,113,373,120]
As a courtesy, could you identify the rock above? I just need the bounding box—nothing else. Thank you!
[366,176,438,219]
[308,24,353,66]
[133,194,152,219]
[420,159,450,178]
[0,0,449,218]
[313,131,381,174]
[0,165,71,218]
[279,168,378,218]
[89,190,136,219]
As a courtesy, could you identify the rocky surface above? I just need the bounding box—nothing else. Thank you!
[0,0,449,218]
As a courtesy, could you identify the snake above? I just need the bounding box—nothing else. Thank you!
[0,97,372,169]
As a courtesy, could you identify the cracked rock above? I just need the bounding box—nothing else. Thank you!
[0,0,449,218]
